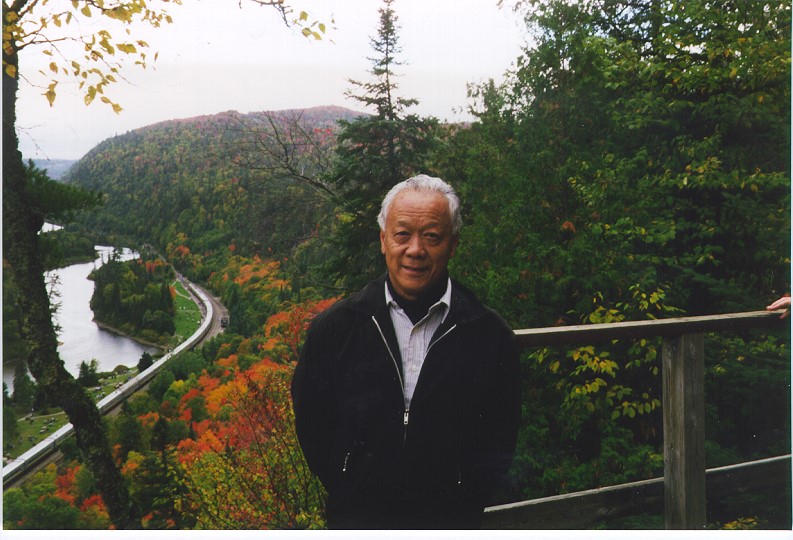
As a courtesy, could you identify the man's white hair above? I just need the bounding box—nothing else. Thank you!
[377,174,462,236]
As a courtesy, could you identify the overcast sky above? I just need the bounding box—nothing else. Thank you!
[16,0,528,161]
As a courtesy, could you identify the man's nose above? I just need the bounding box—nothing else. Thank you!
[405,234,424,256]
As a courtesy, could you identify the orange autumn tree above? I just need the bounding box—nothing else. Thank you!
[261,297,339,363]
[166,294,340,528]
[173,361,325,529]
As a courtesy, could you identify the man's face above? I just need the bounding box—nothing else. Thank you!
[380,190,458,301]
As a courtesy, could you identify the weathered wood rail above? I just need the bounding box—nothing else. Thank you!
[483,310,790,529]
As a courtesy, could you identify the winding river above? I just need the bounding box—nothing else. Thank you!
[3,245,159,392]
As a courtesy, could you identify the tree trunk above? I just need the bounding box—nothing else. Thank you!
[2,25,140,528]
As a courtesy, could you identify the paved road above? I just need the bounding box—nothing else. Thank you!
[193,283,229,347]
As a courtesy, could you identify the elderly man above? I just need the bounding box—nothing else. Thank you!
[291,174,521,529]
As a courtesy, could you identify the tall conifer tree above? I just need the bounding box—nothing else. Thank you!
[322,0,440,290]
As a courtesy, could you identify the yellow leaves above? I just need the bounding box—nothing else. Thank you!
[117,43,137,54]
[296,10,329,41]
[44,82,57,107]
[106,6,135,23]
[98,34,115,55]
[85,86,97,106]
[7,1,175,115]
[100,97,123,114]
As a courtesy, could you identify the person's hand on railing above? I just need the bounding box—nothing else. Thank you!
[766,295,791,319]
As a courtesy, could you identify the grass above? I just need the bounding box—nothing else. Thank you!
[171,279,203,345]
[4,369,142,460]
[12,410,69,456]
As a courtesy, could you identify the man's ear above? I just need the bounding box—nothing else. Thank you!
[380,229,386,254]
[450,234,459,258]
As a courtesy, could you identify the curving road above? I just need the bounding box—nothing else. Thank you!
[191,282,229,347]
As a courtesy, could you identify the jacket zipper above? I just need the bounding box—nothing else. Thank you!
[371,316,409,444]
[371,316,458,443]
[426,324,457,356]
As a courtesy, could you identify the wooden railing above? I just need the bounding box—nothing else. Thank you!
[483,310,790,529]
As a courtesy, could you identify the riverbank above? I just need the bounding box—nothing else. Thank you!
[92,319,169,351]
[45,254,96,272]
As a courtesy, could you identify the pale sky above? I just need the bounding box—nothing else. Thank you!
[16,0,527,161]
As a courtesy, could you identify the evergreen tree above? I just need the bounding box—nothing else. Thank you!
[3,383,19,446]
[137,352,154,372]
[11,361,36,410]
[77,359,100,388]
[321,0,440,290]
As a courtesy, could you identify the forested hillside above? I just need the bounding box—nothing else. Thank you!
[67,106,362,274]
[7,0,790,530]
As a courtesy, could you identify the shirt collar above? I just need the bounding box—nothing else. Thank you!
[384,277,453,313]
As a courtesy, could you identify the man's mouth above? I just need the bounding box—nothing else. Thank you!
[402,265,428,275]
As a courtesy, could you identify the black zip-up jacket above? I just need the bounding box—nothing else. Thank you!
[291,275,521,529]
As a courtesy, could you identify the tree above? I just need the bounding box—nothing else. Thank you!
[174,366,325,529]
[2,0,328,528]
[3,383,20,446]
[486,0,791,317]
[77,359,100,387]
[11,360,36,410]
[439,0,790,501]
[137,351,154,372]
[320,0,440,290]
[3,2,183,526]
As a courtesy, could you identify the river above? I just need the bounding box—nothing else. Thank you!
[3,245,159,392]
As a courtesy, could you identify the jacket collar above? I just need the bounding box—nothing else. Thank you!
[346,273,490,327]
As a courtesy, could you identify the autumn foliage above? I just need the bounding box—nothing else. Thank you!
[5,256,333,530]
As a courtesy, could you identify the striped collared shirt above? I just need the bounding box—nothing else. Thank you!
[385,278,452,408]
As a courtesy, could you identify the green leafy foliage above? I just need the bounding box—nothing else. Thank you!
[436,0,791,512]
[89,257,176,344]
[19,161,103,226]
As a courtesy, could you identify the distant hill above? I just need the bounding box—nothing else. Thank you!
[66,106,364,276]
[29,158,77,179]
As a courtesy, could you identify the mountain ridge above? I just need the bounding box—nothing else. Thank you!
[65,104,361,266]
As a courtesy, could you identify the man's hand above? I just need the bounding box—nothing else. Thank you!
[766,295,791,319]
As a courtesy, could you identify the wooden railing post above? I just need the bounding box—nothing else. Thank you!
[662,333,706,529]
